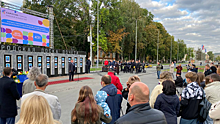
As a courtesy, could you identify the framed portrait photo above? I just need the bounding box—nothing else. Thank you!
[62,63,65,68]
[68,57,71,62]
[29,63,33,69]
[18,63,22,69]
[38,63,42,68]
[62,58,65,62]
[55,63,58,68]
[47,57,50,62]
[5,56,10,62]
[6,63,10,67]
[38,57,42,62]
[28,56,33,62]
[47,63,50,68]
[55,57,58,62]
[18,56,22,62]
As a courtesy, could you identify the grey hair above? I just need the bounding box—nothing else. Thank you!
[35,74,48,87]
[27,67,41,80]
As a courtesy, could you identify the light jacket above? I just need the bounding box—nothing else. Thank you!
[209,101,220,124]
[21,89,61,120]
[204,81,220,104]
[170,64,174,73]
[22,79,36,95]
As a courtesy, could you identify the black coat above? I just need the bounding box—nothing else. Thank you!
[115,103,167,124]
[175,76,183,87]
[69,62,76,72]
[154,93,180,124]
[86,60,91,66]
[0,76,20,118]
[204,69,212,76]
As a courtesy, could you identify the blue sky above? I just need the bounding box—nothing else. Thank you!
[3,0,220,53]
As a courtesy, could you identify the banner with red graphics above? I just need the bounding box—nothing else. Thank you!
[1,8,50,47]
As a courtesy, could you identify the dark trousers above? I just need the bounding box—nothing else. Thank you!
[88,66,90,73]
[0,117,15,124]
[69,71,74,81]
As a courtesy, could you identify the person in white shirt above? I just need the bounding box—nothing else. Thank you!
[21,74,61,120]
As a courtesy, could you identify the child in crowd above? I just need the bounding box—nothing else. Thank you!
[95,91,111,124]
[175,73,184,96]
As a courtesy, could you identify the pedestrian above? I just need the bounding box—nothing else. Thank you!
[209,101,220,124]
[204,64,212,76]
[115,61,119,75]
[95,91,111,124]
[100,75,122,124]
[150,71,173,108]
[180,72,203,124]
[21,74,61,120]
[191,64,198,73]
[69,59,76,81]
[154,80,180,124]
[176,64,182,76]
[122,75,141,113]
[187,63,191,72]
[210,62,217,74]
[71,86,112,124]
[0,67,20,124]
[22,67,41,95]
[17,95,60,124]
[156,62,162,79]
[104,59,109,67]
[196,72,205,89]
[142,61,146,72]
[123,60,127,73]
[175,73,183,96]
[170,62,174,77]
[204,73,220,104]
[10,67,18,78]
[131,60,135,73]
[107,70,123,91]
[86,58,91,73]
[115,82,167,124]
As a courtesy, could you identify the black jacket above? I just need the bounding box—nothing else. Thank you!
[210,66,217,73]
[69,62,76,72]
[86,60,91,66]
[101,84,122,124]
[0,76,20,118]
[154,93,180,124]
[114,103,167,124]
[204,69,212,76]
[175,76,183,87]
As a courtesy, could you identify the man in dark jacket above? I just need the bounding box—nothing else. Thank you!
[100,75,122,124]
[0,67,20,124]
[175,73,183,95]
[69,59,76,81]
[204,64,212,76]
[115,82,167,124]
[86,58,91,73]
[131,60,135,73]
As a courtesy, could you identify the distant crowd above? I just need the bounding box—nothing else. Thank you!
[0,61,220,124]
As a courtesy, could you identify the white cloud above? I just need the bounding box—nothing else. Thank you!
[136,0,220,53]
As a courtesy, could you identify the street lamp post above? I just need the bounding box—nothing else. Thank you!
[170,36,172,64]
[135,19,137,61]
[177,41,179,64]
[97,0,99,68]
[89,0,92,68]
[157,30,159,63]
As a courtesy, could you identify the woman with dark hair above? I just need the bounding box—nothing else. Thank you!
[71,86,112,124]
[154,80,180,124]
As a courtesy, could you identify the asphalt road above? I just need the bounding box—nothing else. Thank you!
[16,65,183,124]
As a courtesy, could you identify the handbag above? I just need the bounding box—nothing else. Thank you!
[198,88,212,122]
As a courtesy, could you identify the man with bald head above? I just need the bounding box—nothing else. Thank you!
[115,82,167,124]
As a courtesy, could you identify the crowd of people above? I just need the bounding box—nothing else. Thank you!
[104,59,147,75]
[0,61,220,124]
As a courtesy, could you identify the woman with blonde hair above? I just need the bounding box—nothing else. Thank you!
[16,95,60,124]
[71,86,112,124]
[150,71,173,108]
[122,75,141,113]
[22,67,41,95]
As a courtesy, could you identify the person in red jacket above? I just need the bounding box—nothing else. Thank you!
[107,70,123,91]
[104,60,109,67]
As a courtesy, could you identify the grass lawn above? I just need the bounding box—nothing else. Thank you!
[90,67,102,71]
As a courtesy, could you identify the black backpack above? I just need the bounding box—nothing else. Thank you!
[198,89,212,122]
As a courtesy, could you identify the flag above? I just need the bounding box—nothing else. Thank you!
[202,45,203,50]
[205,49,207,53]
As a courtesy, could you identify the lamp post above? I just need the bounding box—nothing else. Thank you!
[170,36,172,64]
[89,0,92,68]
[97,0,99,68]
[135,19,137,61]
[157,30,159,63]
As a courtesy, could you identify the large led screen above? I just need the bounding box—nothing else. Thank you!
[1,8,50,47]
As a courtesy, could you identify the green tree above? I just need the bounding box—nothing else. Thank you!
[207,51,214,61]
